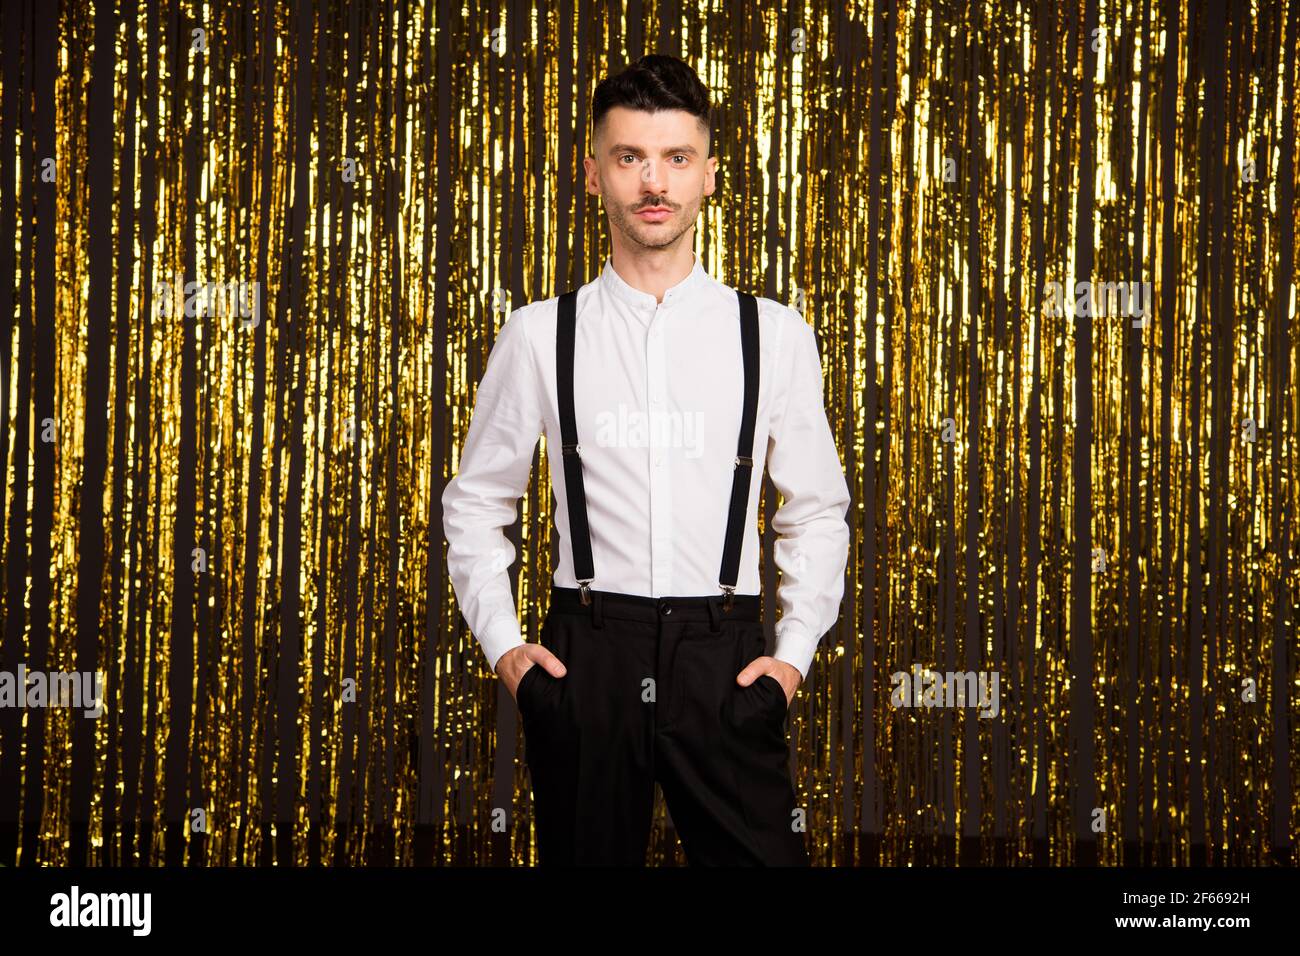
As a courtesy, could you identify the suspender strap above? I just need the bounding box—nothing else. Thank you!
[718,291,759,610]
[556,290,596,604]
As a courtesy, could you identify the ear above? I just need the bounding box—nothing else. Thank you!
[703,155,719,197]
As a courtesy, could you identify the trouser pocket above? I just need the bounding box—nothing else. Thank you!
[519,613,566,735]
[516,663,546,720]
[737,623,789,731]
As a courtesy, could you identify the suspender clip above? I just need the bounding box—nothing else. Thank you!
[734,455,752,468]
[563,443,582,458]
[720,584,735,611]
[578,579,593,605]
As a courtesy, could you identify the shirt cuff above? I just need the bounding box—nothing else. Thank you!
[478,615,527,675]
[772,625,820,682]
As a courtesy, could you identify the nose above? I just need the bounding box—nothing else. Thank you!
[640,157,665,188]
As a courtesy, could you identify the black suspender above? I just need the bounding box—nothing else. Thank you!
[556,290,595,602]
[556,288,760,609]
[719,290,759,608]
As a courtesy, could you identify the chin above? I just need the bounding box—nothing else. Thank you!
[635,220,681,241]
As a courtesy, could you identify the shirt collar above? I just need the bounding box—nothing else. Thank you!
[599,250,708,315]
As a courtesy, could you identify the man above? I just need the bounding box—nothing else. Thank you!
[442,54,850,865]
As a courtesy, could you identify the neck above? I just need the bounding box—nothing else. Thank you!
[607,237,696,304]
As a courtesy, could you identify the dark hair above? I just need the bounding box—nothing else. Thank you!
[591,55,713,148]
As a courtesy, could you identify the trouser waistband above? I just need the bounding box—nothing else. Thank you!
[548,584,761,626]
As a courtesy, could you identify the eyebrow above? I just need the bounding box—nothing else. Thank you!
[607,144,700,157]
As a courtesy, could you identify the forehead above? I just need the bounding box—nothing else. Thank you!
[597,106,709,150]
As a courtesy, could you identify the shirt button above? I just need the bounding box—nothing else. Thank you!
[654,455,662,467]
[658,600,672,615]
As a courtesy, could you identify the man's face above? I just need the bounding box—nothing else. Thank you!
[585,106,718,251]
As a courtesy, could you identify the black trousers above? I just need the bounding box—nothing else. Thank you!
[516,585,810,866]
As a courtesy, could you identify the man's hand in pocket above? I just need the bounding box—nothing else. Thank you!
[497,644,568,703]
[735,656,802,709]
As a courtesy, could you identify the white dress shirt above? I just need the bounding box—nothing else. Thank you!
[442,251,851,679]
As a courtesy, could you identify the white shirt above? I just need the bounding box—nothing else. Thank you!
[442,251,850,679]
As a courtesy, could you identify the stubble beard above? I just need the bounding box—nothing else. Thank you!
[604,186,700,251]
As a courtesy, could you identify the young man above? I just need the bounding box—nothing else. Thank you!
[442,54,850,865]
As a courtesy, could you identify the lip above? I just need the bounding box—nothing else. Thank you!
[636,207,672,222]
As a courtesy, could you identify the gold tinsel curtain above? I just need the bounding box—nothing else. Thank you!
[0,0,1296,867]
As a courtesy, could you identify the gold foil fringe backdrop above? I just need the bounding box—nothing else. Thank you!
[0,0,1296,866]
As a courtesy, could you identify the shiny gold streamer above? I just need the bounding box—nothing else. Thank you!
[0,0,1296,867]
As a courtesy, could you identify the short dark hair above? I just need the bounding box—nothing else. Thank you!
[591,55,713,148]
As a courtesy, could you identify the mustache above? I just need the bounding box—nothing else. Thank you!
[634,199,676,210]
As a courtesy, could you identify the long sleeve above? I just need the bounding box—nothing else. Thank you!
[441,305,544,674]
[764,313,852,680]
